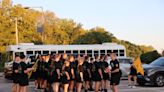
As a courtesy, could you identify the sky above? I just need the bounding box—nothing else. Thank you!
[12,0,164,53]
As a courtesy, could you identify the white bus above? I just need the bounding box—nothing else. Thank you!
[6,43,126,61]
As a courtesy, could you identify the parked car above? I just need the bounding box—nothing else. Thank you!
[118,57,133,77]
[137,57,164,87]
[107,57,133,77]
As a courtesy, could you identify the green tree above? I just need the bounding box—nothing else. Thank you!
[74,27,114,44]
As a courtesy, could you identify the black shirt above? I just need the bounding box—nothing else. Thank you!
[110,59,120,73]
[13,62,19,74]
[101,61,109,73]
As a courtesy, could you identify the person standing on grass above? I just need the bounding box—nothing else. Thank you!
[110,52,121,92]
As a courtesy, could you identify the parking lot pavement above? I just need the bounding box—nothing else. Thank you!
[0,76,164,92]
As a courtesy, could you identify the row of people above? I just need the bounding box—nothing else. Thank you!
[12,53,122,92]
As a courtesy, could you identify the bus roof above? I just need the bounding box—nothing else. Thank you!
[6,43,125,52]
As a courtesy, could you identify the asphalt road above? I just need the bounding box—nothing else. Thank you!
[0,75,164,92]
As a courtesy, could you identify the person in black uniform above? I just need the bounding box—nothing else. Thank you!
[75,57,84,92]
[92,56,103,92]
[46,55,54,92]
[12,55,20,92]
[110,53,121,92]
[36,55,48,89]
[50,55,62,92]
[128,63,137,88]
[69,55,76,92]
[102,55,110,92]
[61,53,68,66]
[82,56,91,92]
[61,60,71,92]
[88,57,94,91]
[99,55,105,91]
[19,54,33,92]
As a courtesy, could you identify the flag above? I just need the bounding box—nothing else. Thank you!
[133,57,144,76]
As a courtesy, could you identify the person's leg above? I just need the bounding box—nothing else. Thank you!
[64,84,69,92]
[24,86,27,92]
[113,85,118,92]
[52,83,59,92]
[19,86,22,92]
[76,83,82,92]
[41,79,45,88]
[110,85,114,92]
[37,78,41,89]
[89,80,93,91]
[94,81,100,92]
[133,76,137,86]
[43,80,47,89]
[69,80,74,92]
[85,81,89,92]
[101,80,104,91]
[104,80,108,92]
[12,83,16,92]
[128,75,132,86]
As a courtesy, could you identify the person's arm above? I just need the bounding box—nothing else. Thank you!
[65,72,70,80]
[111,69,119,73]
[87,68,91,78]
[98,68,103,79]
[80,72,83,82]
[71,68,75,79]
[57,69,60,79]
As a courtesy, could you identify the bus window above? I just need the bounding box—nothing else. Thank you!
[43,51,49,54]
[73,50,78,57]
[87,50,92,57]
[35,51,41,55]
[80,50,85,56]
[100,50,106,56]
[113,50,118,56]
[15,52,24,56]
[119,50,125,56]
[107,50,112,54]
[51,51,56,55]
[26,51,33,55]
[66,50,71,55]
[58,50,64,54]
[7,51,13,61]
[94,50,99,57]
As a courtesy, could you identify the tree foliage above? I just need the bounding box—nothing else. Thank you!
[0,2,156,60]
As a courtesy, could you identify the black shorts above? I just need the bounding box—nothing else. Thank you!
[19,76,29,86]
[103,73,109,80]
[13,74,20,84]
[92,73,102,82]
[129,70,137,76]
[83,72,90,81]
[61,76,70,84]
[110,73,121,85]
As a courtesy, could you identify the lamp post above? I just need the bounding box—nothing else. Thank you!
[11,17,22,45]
[24,6,45,44]
[15,17,18,45]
